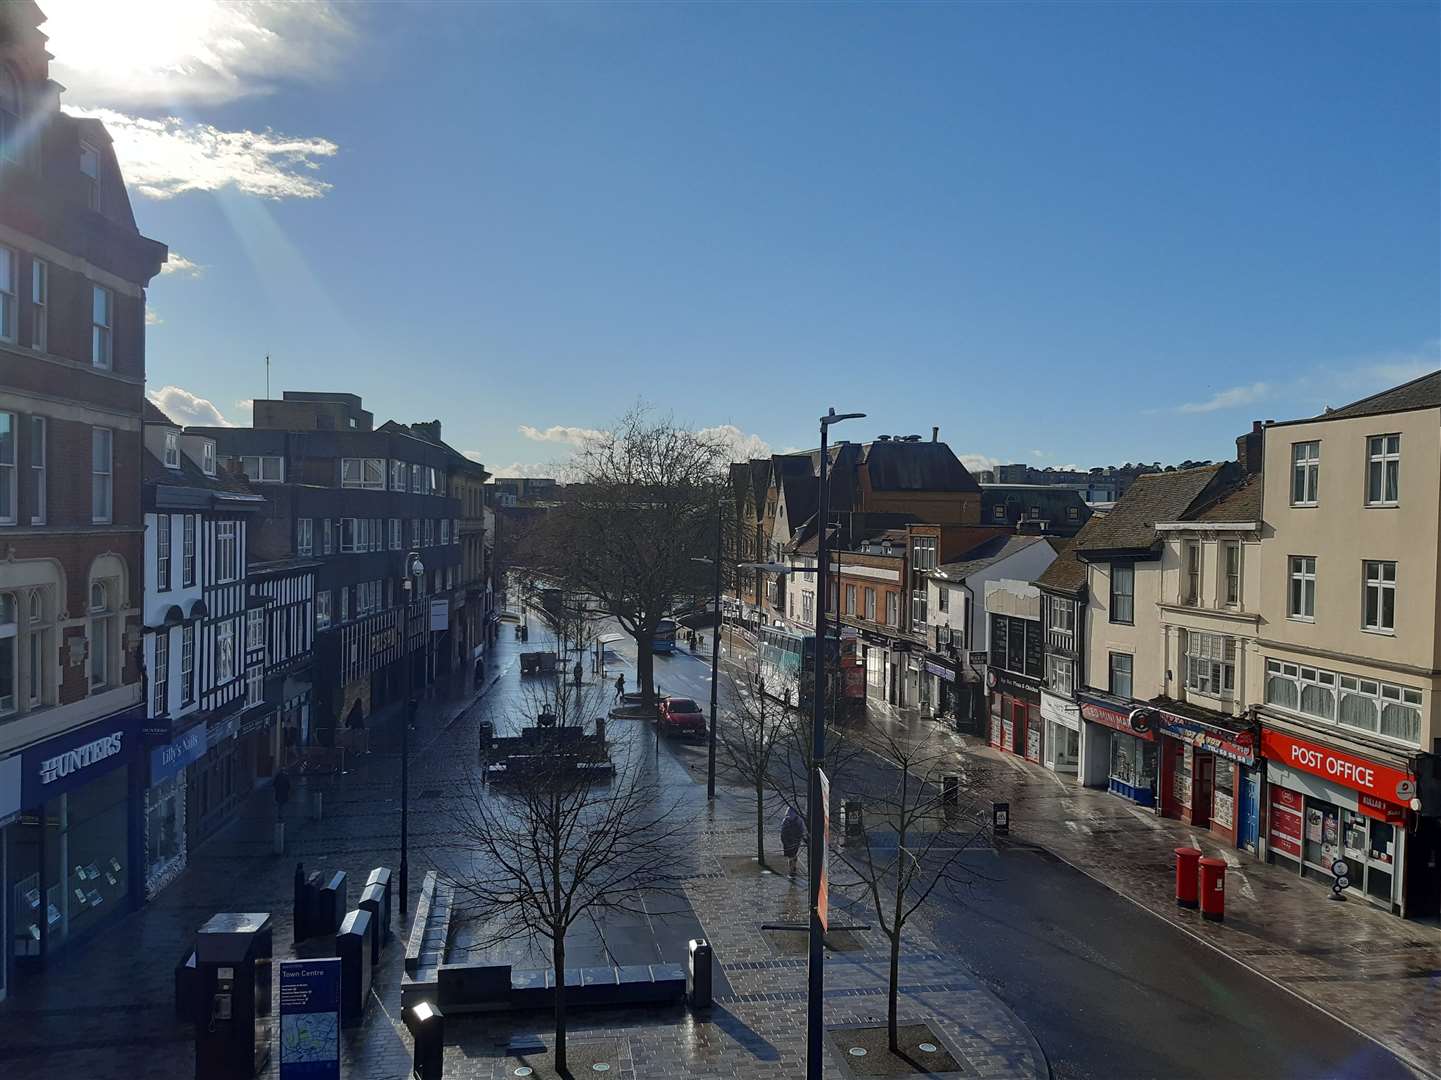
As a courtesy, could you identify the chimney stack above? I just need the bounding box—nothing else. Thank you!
[1236,420,1263,475]
[932,426,939,443]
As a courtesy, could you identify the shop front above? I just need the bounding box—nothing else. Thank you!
[1077,693,1156,806]
[1153,704,1257,846]
[187,709,247,849]
[3,707,144,979]
[1041,690,1080,776]
[925,654,961,722]
[988,672,1042,763]
[1261,723,1412,914]
[144,722,205,899]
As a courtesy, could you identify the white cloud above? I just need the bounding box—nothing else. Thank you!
[41,1,355,109]
[145,308,162,326]
[698,424,772,463]
[958,453,1001,473]
[67,108,337,201]
[1175,382,1271,414]
[492,461,557,479]
[519,425,606,446]
[148,385,233,427]
[160,252,205,277]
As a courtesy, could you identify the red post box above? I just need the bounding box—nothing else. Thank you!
[1198,857,1226,922]
[1174,847,1201,909]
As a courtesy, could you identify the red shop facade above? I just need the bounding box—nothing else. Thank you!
[1260,720,1414,915]
[988,670,1043,765]
[1154,704,1259,849]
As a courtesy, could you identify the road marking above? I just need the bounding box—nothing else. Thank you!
[1219,848,1258,901]
[1126,806,1162,830]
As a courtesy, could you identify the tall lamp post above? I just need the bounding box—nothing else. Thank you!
[399,550,425,915]
[691,485,725,800]
[744,408,864,1080]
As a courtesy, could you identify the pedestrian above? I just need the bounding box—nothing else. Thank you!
[272,769,292,822]
[573,660,583,686]
[780,806,806,878]
[614,673,626,702]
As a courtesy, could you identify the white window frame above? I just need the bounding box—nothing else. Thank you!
[1223,540,1241,608]
[322,519,333,555]
[1047,595,1074,639]
[341,457,385,490]
[1184,632,1235,697]
[91,284,112,369]
[238,455,284,483]
[424,519,433,547]
[201,440,216,476]
[1291,441,1319,506]
[1110,564,1134,624]
[410,464,422,493]
[247,607,265,651]
[0,245,14,343]
[152,632,168,716]
[1266,658,1422,747]
[28,415,44,525]
[180,623,195,705]
[246,666,263,708]
[182,515,196,586]
[315,591,332,630]
[1362,560,1396,635]
[1108,651,1133,699]
[297,518,313,557]
[411,519,421,547]
[1046,654,1074,698]
[0,411,14,525]
[1366,434,1400,507]
[215,521,239,583]
[440,519,450,546]
[156,513,171,591]
[214,618,236,684]
[389,518,401,551]
[885,591,898,628]
[390,460,407,491]
[80,140,101,209]
[1182,539,1201,607]
[1288,555,1316,621]
[88,581,112,691]
[91,427,112,523]
[163,430,180,469]
[29,258,46,352]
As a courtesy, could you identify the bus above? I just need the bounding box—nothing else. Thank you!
[755,625,865,714]
[652,618,679,654]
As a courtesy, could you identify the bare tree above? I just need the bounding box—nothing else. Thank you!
[830,727,988,1052]
[442,677,691,1073]
[718,663,790,869]
[534,407,725,709]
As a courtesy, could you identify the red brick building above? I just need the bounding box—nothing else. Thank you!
[0,2,167,997]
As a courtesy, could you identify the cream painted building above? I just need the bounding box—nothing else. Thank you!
[1253,372,1441,917]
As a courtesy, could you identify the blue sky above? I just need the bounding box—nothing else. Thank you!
[44,1,1440,475]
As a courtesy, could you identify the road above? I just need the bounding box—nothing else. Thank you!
[604,625,1418,1080]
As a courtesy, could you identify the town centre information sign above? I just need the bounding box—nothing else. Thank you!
[279,958,341,1079]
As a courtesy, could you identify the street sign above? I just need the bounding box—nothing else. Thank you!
[279,958,341,1079]
[817,767,831,934]
[429,599,449,632]
[993,801,1010,836]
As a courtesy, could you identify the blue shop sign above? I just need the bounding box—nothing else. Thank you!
[21,706,142,807]
[150,725,207,784]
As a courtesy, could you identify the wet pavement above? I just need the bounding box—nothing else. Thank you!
[0,620,1044,1079]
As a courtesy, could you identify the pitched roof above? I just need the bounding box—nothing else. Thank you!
[933,534,1047,580]
[1074,464,1230,554]
[144,399,178,426]
[1318,369,1441,421]
[143,445,256,496]
[858,440,980,492]
[1036,517,1103,594]
[1185,471,1262,522]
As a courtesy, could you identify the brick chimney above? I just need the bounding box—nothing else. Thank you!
[1236,420,1263,475]
[411,420,442,443]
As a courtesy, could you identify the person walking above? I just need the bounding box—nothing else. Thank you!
[780,806,806,878]
[272,769,292,823]
[614,672,626,702]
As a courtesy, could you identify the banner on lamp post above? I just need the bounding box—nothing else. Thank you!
[817,767,831,933]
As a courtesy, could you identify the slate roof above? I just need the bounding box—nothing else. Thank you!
[1185,471,1262,523]
[932,534,1048,580]
[144,399,178,426]
[1074,464,1230,554]
[1036,517,1104,594]
[143,445,257,497]
[1316,369,1441,421]
[858,440,980,492]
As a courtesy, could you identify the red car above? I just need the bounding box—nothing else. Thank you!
[657,697,707,739]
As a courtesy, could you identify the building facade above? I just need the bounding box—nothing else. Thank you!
[984,579,1046,762]
[0,2,167,997]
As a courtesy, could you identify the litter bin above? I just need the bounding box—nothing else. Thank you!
[1174,847,1201,909]
[687,938,713,1010]
[405,1000,445,1080]
[1198,857,1226,922]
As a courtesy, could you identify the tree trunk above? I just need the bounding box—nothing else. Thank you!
[554,936,568,1073]
[755,781,767,868]
[887,931,901,1051]
[635,633,657,708]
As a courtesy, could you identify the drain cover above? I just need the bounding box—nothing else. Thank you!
[593,1066,611,1073]
[513,1070,533,1078]
[919,1042,938,1053]
[849,1047,867,1057]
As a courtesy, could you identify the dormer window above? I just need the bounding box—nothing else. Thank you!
[164,431,180,469]
[202,440,216,476]
[80,141,101,210]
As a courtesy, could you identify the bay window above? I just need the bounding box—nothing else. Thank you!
[1184,632,1234,696]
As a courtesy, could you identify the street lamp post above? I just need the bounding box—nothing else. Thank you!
[399,550,425,915]
[692,487,726,801]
